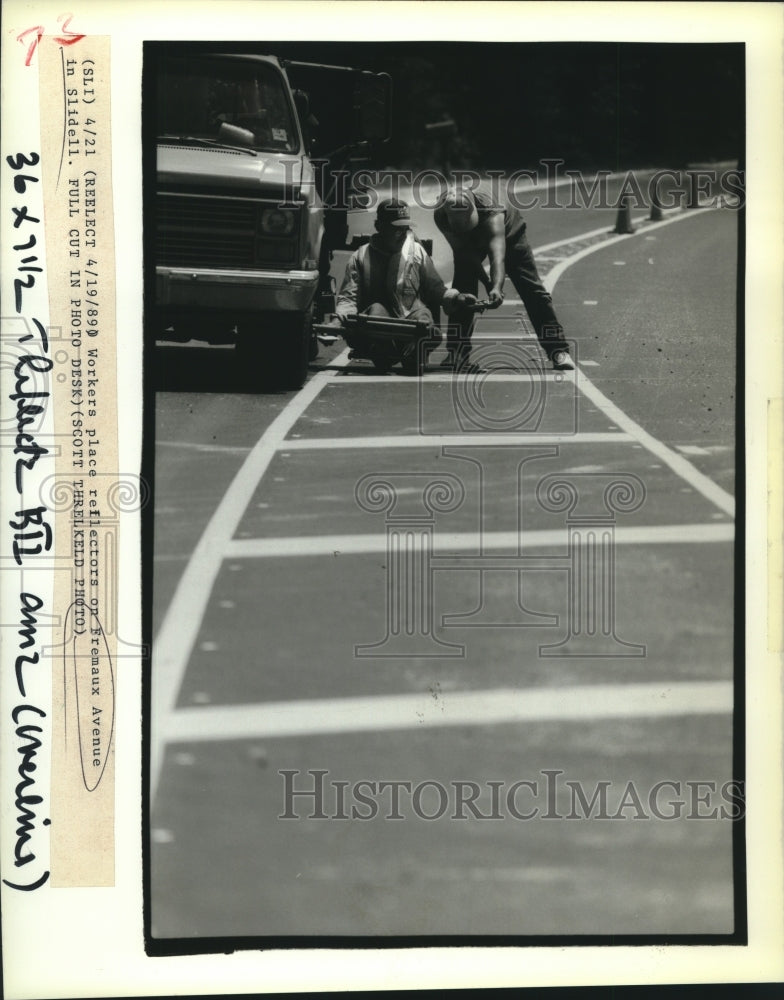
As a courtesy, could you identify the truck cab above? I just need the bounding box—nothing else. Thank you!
[152,51,390,389]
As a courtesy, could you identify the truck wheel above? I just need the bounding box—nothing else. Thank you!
[276,309,312,390]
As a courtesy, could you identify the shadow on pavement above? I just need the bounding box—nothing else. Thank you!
[151,343,322,395]
[151,343,243,393]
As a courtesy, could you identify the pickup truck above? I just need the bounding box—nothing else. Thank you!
[152,51,390,389]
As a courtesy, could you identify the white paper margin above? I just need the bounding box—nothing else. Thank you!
[1,1,782,996]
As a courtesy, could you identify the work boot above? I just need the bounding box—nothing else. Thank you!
[440,342,466,368]
[551,349,575,371]
[454,348,483,374]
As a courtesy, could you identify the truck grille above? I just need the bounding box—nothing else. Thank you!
[157,193,298,268]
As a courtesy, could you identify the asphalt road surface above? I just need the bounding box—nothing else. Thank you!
[150,189,739,940]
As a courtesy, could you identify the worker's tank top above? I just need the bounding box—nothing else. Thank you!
[435,185,527,251]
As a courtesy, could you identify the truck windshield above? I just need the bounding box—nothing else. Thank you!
[157,56,299,154]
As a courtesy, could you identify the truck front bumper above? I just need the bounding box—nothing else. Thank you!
[156,266,320,314]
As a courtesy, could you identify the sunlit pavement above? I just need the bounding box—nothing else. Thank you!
[150,200,738,940]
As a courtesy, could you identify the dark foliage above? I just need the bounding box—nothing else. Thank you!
[154,41,744,171]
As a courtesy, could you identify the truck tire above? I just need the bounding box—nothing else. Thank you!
[236,308,312,392]
[275,309,312,390]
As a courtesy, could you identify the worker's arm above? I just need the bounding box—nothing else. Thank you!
[484,212,507,306]
[334,251,360,320]
[441,229,492,291]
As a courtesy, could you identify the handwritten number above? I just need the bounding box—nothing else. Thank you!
[14,275,35,314]
[13,175,39,195]
[17,14,84,65]
[16,26,44,67]
[13,234,37,252]
[6,152,40,170]
[54,13,85,47]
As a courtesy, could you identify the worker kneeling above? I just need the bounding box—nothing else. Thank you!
[327,199,468,342]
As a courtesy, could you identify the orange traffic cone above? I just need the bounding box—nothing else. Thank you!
[613,195,635,234]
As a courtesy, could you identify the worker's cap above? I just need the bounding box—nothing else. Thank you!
[376,198,412,227]
[440,188,479,232]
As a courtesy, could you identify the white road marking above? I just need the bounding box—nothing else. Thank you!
[583,300,599,305]
[542,207,735,518]
[162,680,733,745]
[540,206,716,289]
[677,445,711,456]
[533,220,639,255]
[535,224,616,251]
[569,377,735,517]
[307,865,572,884]
[332,371,556,382]
[156,440,252,454]
[225,523,734,559]
[580,360,600,366]
[466,331,540,340]
[281,432,633,450]
[153,207,733,799]
[152,349,352,796]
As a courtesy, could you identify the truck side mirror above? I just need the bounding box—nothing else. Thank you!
[353,71,391,143]
[293,89,310,121]
[293,89,319,153]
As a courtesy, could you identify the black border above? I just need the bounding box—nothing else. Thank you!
[141,40,747,959]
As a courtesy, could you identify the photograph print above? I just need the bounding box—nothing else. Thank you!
[145,38,744,947]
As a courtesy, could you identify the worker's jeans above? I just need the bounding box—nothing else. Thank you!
[449,233,567,359]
